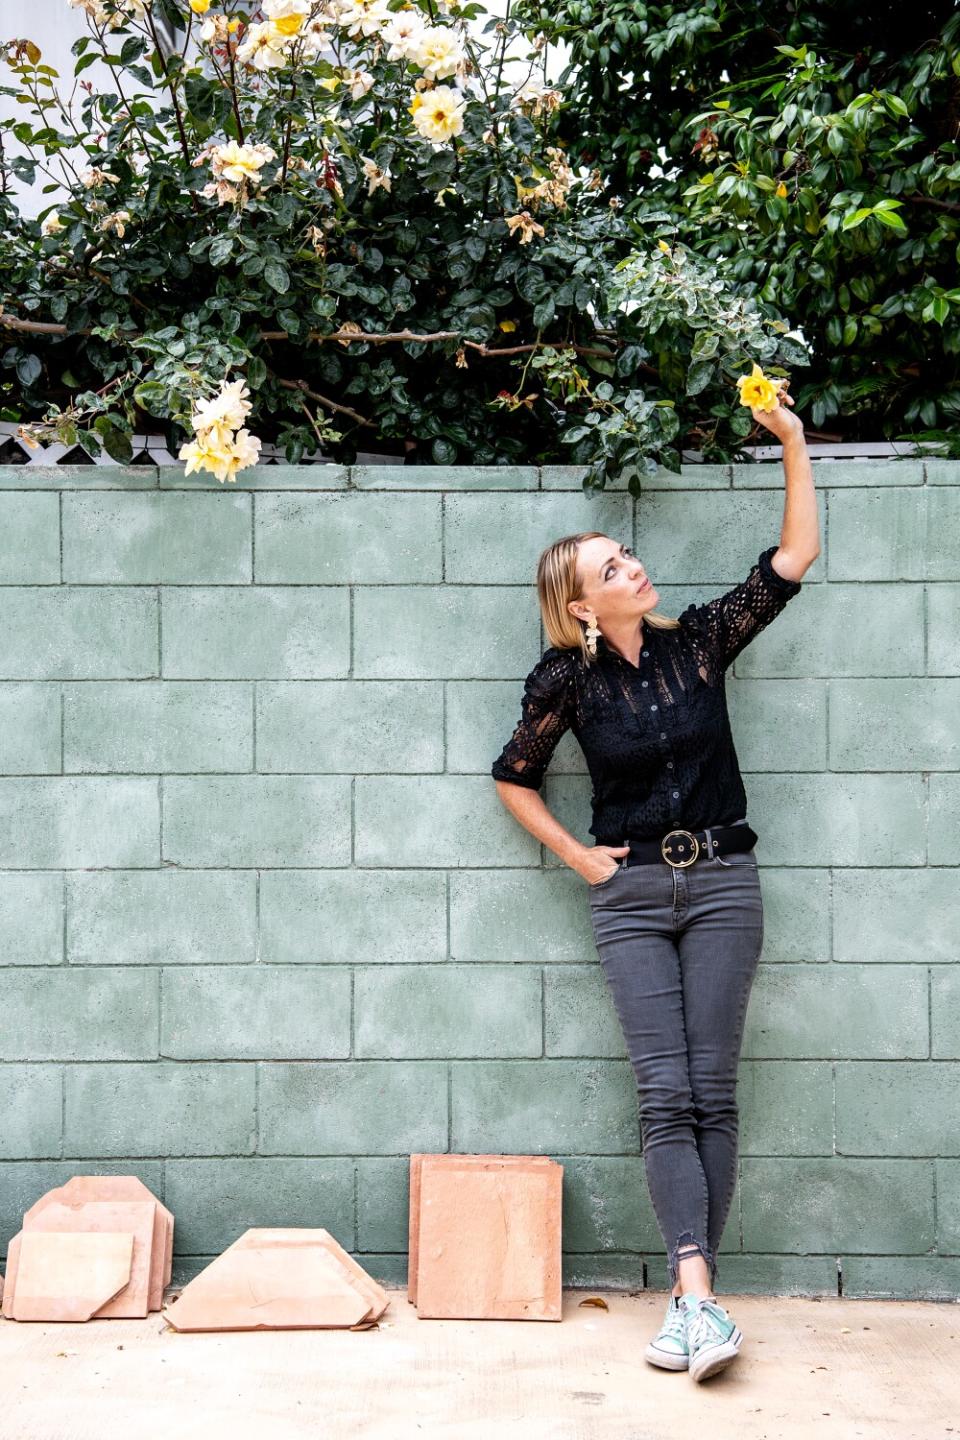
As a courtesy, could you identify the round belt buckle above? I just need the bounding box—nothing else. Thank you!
[660,829,700,867]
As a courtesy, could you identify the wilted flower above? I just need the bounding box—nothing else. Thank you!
[68,0,152,24]
[346,67,375,100]
[505,210,546,244]
[79,166,121,189]
[40,211,66,236]
[360,156,392,195]
[511,79,563,119]
[100,209,132,236]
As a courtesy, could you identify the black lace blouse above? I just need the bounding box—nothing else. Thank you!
[490,545,803,845]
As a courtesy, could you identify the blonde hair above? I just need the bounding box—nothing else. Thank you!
[536,531,680,665]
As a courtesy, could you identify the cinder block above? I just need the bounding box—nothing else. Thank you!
[62,491,251,583]
[255,681,443,773]
[63,681,253,773]
[0,493,60,582]
[254,492,441,582]
[0,587,157,678]
[355,964,541,1059]
[160,586,349,678]
[353,586,539,679]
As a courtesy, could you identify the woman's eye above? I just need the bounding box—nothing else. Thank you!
[606,550,634,579]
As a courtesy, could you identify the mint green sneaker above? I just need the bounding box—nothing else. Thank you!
[679,1293,743,1382]
[644,1293,690,1370]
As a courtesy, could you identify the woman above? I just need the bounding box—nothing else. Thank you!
[491,391,820,1383]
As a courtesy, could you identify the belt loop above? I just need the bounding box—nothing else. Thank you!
[704,826,714,858]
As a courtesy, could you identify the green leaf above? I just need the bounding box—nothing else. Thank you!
[685,360,713,396]
[533,295,555,328]
[264,260,290,293]
[16,353,42,386]
[432,437,458,463]
[246,355,267,389]
[691,330,720,361]
[209,234,235,266]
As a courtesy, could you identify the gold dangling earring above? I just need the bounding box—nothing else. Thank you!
[585,613,601,656]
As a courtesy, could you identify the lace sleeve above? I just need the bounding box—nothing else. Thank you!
[679,545,803,670]
[490,649,575,790]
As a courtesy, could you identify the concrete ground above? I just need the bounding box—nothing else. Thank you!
[1,1287,957,1440]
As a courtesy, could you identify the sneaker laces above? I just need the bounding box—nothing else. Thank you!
[661,1298,687,1342]
[684,1298,730,1351]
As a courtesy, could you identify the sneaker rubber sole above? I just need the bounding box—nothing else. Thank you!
[688,1324,743,1382]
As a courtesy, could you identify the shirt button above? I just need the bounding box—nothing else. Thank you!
[643,650,649,656]
[667,761,674,768]
[641,680,648,687]
[660,732,667,739]
[650,704,657,711]
[672,790,679,798]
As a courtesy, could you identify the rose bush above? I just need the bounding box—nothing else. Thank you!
[1,0,810,489]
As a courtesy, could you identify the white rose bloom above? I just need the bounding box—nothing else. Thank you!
[415,26,466,82]
[382,13,427,61]
[263,0,311,37]
[236,20,291,71]
[335,0,393,40]
[192,378,253,435]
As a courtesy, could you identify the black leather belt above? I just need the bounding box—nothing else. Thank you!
[622,822,759,869]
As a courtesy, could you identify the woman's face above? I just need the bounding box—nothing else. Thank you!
[570,535,659,627]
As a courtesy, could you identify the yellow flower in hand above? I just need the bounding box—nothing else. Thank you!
[736,362,781,413]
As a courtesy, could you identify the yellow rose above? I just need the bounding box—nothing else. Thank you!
[736,362,782,413]
[189,0,211,13]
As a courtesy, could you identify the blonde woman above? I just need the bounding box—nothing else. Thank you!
[491,395,819,1382]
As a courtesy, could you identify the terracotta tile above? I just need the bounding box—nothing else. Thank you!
[407,1154,556,1308]
[25,1175,172,1310]
[163,1228,388,1332]
[410,1156,563,1321]
[19,1201,156,1318]
[9,1230,134,1322]
[235,1229,388,1323]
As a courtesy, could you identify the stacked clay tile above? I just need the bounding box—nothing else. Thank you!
[407,1153,563,1321]
[1,1176,173,1321]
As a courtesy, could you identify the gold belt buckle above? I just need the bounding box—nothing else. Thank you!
[660,828,700,867]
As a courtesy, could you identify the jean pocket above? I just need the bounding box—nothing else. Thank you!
[588,862,624,890]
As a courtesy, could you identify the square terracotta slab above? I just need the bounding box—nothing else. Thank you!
[407,1155,558,1309]
[410,1155,563,1321]
[8,1231,134,1322]
[24,1176,173,1310]
[163,1228,390,1333]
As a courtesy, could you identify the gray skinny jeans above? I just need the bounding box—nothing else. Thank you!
[587,819,763,1293]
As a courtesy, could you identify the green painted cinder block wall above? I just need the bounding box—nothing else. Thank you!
[0,458,957,1302]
